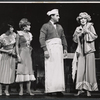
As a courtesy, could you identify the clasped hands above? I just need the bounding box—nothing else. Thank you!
[76,27,90,37]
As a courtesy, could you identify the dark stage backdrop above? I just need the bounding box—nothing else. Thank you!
[0,3,100,81]
[0,3,99,52]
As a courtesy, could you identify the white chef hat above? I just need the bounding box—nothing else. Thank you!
[47,9,59,16]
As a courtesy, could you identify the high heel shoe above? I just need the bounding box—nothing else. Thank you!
[26,91,34,96]
[0,92,2,96]
[74,90,85,96]
[29,92,34,96]
[4,90,10,96]
[0,91,2,96]
[87,91,91,96]
[19,91,23,96]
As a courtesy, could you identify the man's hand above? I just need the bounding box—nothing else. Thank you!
[44,50,49,59]
[64,50,68,57]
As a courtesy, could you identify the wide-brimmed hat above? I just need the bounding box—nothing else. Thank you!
[76,12,91,22]
[47,9,59,16]
[19,18,31,29]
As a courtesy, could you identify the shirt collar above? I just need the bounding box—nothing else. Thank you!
[50,20,55,25]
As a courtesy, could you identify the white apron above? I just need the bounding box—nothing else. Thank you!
[45,38,65,93]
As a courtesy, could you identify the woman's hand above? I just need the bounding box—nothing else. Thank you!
[44,50,49,59]
[76,27,84,37]
[17,55,21,63]
[29,46,33,52]
[8,50,13,55]
[76,27,83,33]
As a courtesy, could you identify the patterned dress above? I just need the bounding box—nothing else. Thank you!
[16,31,35,82]
[0,32,16,84]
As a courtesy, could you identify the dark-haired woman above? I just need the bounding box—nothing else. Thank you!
[0,23,16,96]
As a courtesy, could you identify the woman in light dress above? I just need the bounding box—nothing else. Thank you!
[15,18,35,96]
[0,23,16,96]
[72,12,98,96]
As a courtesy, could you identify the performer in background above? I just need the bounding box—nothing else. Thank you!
[0,22,16,96]
[72,12,98,96]
[15,18,35,96]
[39,9,68,95]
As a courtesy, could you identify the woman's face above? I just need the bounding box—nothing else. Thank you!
[80,17,87,25]
[9,26,14,33]
[24,25,31,31]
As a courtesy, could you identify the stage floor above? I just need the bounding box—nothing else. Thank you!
[0,89,100,99]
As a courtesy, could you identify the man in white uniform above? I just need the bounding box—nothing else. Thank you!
[39,9,68,95]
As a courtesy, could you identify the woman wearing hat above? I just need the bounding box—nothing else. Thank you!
[72,12,98,96]
[15,18,35,96]
[0,22,16,96]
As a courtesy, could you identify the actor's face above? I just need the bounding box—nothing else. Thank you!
[52,14,60,23]
[9,26,14,33]
[24,25,31,31]
[80,18,87,25]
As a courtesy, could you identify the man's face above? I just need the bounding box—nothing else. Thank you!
[52,14,60,23]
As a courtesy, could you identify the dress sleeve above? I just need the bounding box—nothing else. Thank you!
[0,34,5,44]
[0,35,4,48]
[86,25,98,42]
[0,34,5,39]
[39,24,47,51]
[29,32,33,41]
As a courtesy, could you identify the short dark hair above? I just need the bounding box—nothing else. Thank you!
[5,24,13,31]
[1,23,14,33]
